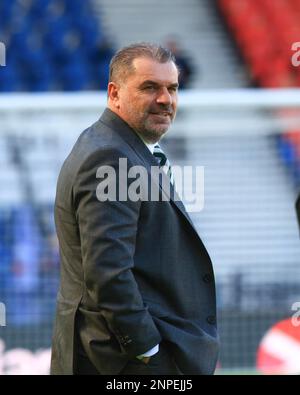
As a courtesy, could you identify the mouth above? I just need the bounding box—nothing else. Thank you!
[149,112,172,118]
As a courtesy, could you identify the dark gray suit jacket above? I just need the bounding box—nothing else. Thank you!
[50,108,219,375]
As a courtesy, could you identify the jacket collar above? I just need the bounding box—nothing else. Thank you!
[99,108,197,232]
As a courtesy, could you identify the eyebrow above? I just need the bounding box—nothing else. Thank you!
[139,80,179,89]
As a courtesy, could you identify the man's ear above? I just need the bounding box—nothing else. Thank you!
[107,82,120,109]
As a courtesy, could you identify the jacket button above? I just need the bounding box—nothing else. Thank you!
[203,274,213,283]
[206,315,216,325]
[121,335,132,346]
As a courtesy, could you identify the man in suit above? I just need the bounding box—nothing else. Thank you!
[51,43,219,375]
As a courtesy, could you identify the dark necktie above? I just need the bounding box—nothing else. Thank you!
[153,144,174,185]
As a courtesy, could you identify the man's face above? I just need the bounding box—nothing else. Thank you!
[109,57,179,143]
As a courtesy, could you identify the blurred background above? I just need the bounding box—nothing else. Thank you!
[0,0,300,375]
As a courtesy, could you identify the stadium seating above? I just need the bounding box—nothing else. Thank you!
[218,0,300,187]
[218,0,300,88]
[0,0,113,91]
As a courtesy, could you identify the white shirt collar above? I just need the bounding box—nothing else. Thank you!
[136,132,158,154]
[145,142,157,155]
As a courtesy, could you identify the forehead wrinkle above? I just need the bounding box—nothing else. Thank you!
[131,58,178,83]
[135,70,179,86]
[138,79,179,89]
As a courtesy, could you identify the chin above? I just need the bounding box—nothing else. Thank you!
[150,122,170,134]
[140,121,170,142]
[149,128,169,142]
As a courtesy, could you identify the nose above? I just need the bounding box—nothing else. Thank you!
[156,87,172,106]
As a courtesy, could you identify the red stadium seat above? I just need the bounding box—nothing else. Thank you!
[218,0,300,88]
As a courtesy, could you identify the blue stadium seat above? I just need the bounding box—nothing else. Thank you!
[0,61,21,91]
[277,138,295,169]
[0,0,112,92]
[0,0,14,31]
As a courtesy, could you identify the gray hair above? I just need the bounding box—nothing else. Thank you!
[109,42,178,83]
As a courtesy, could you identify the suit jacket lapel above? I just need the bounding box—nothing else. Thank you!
[99,108,199,234]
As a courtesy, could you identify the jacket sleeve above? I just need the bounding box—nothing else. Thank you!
[73,146,161,358]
